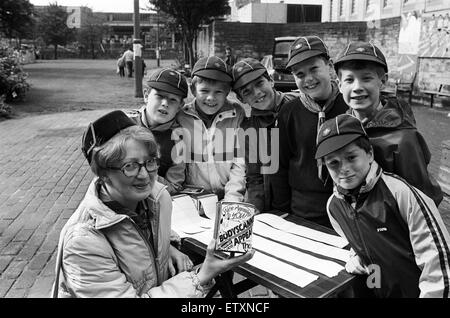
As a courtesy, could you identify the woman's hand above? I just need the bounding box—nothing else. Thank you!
[196,239,255,285]
[169,245,193,276]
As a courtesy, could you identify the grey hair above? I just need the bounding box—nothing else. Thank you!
[90,125,159,177]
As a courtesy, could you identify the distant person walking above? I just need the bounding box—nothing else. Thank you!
[117,54,125,77]
[225,47,237,68]
[122,47,134,77]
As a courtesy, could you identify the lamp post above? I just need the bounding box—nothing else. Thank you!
[134,0,143,98]
[156,10,160,67]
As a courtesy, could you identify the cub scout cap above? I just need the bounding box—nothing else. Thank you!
[146,68,188,98]
[82,110,136,164]
[286,36,329,70]
[334,41,388,73]
[192,56,232,83]
[315,114,368,159]
[232,58,268,90]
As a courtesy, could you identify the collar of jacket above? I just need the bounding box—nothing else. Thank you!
[350,98,416,130]
[85,178,166,230]
[138,105,178,131]
[334,161,382,199]
[181,99,239,122]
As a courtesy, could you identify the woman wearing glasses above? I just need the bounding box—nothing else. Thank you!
[52,110,254,298]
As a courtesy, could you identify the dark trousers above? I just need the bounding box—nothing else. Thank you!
[119,66,125,77]
[126,61,133,77]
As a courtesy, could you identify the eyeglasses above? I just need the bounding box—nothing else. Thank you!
[109,158,160,177]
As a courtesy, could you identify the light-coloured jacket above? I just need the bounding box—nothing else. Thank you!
[176,100,246,202]
[52,179,208,298]
[123,49,133,62]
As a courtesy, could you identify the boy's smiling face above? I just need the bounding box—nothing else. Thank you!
[145,88,183,127]
[237,75,275,111]
[338,66,386,112]
[324,141,373,190]
[291,56,333,101]
[194,79,230,115]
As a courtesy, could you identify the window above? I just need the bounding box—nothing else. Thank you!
[287,5,322,23]
[366,0,375,11]
[383,0,390,7]
[351,0,356,14]
[339,0,344,16]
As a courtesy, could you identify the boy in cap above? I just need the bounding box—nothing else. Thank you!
[231,58,298,212]
[270,35,348,226]
[128,68,188,195]
[334,41,442,206]
[177,56,246,201]
[316,113,450,298]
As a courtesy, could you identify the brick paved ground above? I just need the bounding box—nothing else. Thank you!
[0,73,448,298]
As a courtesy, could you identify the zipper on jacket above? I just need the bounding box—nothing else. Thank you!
[351,199,381,297]
[128,217,161,285]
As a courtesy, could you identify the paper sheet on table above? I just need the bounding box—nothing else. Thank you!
[253,235,344,277]
[171,195,213,237]
[197,194,218,222]
[190,230,319,288]
[254,221,350,262]
[255,213,348,248]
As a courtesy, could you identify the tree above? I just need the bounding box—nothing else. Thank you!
[76,13,109,59]
[0,0,35,42]
[148,0,230,67]
[37,3,74,59]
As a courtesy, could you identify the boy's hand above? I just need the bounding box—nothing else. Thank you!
[168,245,193,276]
[345,252,369,275]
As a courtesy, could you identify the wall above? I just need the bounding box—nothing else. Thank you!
[323,0,450,23]
[417,58,450,91]
[238,3,253,22]
[365,17,401,74]
[251,4,286,23]
[198,15,449,107]
[200,19,404,62]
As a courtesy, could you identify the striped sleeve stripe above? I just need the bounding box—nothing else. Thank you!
[387,172,450,297]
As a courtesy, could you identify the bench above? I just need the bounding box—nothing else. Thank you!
[422,83,450,108]
[381,72,416,104]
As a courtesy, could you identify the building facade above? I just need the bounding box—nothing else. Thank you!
[323,0,449,22]
[229,0,323,23]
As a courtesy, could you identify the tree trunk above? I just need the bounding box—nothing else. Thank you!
[194,33,198,62]
[188,41,195,69]
[185,32,195,69]
[91,42,95,59]
[54,44,58,60]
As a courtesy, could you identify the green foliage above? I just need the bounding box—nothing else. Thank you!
[0,0,35,40]
[0,55,30,104]
[37,3,74,59]
[149,0,230,66]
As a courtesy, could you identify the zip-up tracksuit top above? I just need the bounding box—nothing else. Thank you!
[327,161,450,298]
[176,99,246,202]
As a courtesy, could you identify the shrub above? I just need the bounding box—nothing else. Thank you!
[0,55,30,103]
[0,95,12,118]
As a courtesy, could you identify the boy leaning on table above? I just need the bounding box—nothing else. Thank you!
[316,113,450,298]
